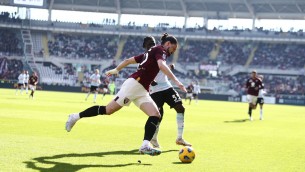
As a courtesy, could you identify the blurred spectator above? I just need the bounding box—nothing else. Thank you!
[0,28,23,56]
[0,57,23,80]
[48,33,118,60]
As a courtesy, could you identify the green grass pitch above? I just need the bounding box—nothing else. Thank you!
[0,88,305,172]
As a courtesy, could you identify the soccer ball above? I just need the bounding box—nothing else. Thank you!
[179,146,195,163]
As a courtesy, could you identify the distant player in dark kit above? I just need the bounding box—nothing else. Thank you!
[256,75,266,120]
[28,71,39,99]
[65,33,186,156]
[100,75,110,100]
[245,70,263,121]
[185,83,194,105]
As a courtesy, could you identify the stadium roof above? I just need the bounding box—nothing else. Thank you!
[51,0,305,20]
[3,0,305,20]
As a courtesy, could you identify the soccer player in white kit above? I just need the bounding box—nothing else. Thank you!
[15,70,26,95]
[256,75,266,120]
[24,70,29,94]
[85,69,101,103]
[192,81,201,104]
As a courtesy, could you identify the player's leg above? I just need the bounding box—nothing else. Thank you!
[247,95,253,120]
[29,85,35,98]
[20,84,24,94]
[164,88,191,146]
[15,84,20,95]
[259,98,264,120]
[65,100,122,132]
[85,91,90,101]
[173,103,192,146]
[93,89,98,103]
[150,91,165,148]
[138,101,161,156]
[85,86,93,101]
[25,83,28,94]
[193,93,198,104]
[150,106,163,148]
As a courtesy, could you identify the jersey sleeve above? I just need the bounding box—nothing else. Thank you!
[134,54,145,63]
[260,83,265,89]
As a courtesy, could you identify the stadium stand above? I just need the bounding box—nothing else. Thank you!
[0,0,305,99]
[47,33,118,60]
[0,28,23,56]
[0,57,23,80]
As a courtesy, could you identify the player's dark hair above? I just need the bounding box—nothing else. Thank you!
[143,36,156,49]
[160,33,177,45]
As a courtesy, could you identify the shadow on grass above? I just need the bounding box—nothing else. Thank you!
[172,162,193,164]
[23,149,177,172]
[224,119,249,123]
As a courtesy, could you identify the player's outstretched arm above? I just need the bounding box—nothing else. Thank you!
[158,60,186,93]
[106,57,137,76]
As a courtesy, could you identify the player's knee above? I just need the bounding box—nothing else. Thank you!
[150,111,161,119]
[105,106,116,115]
[174,104,185,113]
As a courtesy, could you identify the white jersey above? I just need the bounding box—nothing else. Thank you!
[258,83,265,98]
[18,74,26,84]
[24,74,29,83]
[90,74,101,87]
[193,84,201,94]
[258,90,266,98]
[149,71,172,94]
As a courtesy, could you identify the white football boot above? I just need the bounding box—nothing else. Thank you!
[139,145,161,156]
[176,138,192,147]
[65,113,80,132]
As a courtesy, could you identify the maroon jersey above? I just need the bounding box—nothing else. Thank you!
[29,75,38,85]
[186,84,194,93]
[246,77,262,96]
[130,45,167,91]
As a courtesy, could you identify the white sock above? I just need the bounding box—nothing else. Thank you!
[260,109,263,118]
[85,92,90,99]
[177,113,184,139]
[94,93,97,101]
[152,123,160,140]
[74,113,80,120]
[141,140,150,147]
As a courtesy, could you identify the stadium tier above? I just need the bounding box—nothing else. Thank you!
[0,12,304,98]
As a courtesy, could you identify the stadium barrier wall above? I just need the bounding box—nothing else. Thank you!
[2,82,304,106]
[241,95,276,104]
[276,98,305,106]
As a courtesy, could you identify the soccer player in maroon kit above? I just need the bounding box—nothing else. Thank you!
[246,70,263,121]
[28,72,39,99]
[65,33,187,156]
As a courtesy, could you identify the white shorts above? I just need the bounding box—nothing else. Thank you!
[103,88,108,93]
[186,93,193,98]
[29,84,36,91]
[247,94,258,105]
[114,78,155,108]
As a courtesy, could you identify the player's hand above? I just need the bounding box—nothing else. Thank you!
[174,80,187,93]
[169,64,175,70]
[105,68,119,77]
[151,80,158,86]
